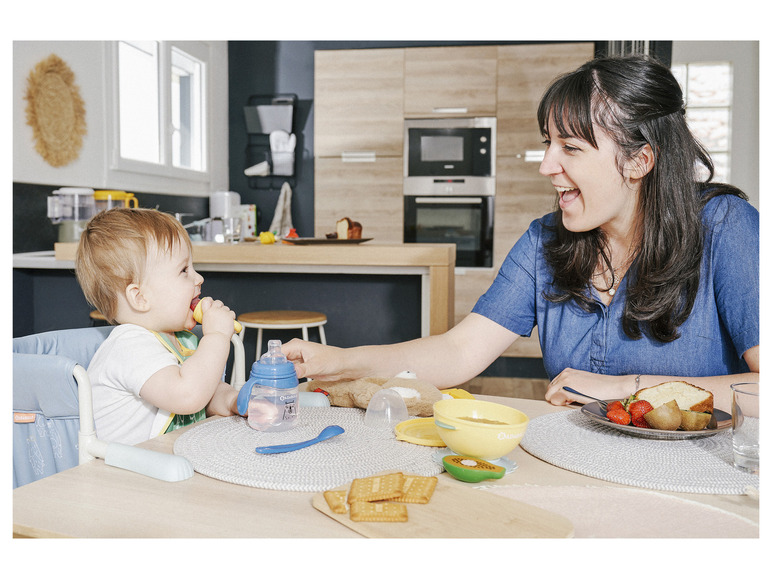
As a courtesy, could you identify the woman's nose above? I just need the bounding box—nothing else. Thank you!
[539,146,562,177]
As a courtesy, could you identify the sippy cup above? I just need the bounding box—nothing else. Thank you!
[243,340,299,432]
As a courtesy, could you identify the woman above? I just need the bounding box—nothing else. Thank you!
[283,55,759,412]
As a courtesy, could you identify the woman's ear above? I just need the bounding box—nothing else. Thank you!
[125,283,150,312]
[627,144,655,180]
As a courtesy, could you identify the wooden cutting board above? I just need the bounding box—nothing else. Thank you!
[312,472,574,538]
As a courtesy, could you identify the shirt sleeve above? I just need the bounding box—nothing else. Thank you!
[472,217,545,336]
[705,195,760,359]
[98,326,180,397]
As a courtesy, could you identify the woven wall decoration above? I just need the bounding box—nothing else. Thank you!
[24,54,87,167]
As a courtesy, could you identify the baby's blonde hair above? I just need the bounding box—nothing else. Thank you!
[75,208,191,324]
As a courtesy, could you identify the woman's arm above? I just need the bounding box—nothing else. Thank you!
[283,313,520,388]
[546,344,759,411]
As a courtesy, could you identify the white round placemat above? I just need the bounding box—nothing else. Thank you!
[520,410,759,494]
[173,407,442,492]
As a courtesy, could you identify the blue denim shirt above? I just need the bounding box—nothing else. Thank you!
[473,194,759,380]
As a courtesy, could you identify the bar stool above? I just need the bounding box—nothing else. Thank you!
[237,310,327,360]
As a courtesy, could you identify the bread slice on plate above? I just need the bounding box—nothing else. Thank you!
[635,381,713,413]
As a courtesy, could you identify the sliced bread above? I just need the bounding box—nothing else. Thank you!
[635,381,713,413]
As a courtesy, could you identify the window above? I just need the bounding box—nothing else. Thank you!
[671,62,733,183]
[110,40,222,192]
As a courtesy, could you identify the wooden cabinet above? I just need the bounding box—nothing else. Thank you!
[314,157,403,242]
[404,45,498,117]
[314,42,596,358]
[314,48,404,157]
[497,43,594,156]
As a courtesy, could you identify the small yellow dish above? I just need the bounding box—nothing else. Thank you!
[394,417,446,447]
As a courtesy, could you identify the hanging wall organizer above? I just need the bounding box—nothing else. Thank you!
[244,94,310,190]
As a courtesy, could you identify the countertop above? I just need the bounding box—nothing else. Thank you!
[15,242,456,336]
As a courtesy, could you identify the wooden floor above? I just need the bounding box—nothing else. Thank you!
[460,377,550,401]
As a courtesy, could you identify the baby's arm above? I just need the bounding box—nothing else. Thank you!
[206,381,240,416]
[140,299,235,415]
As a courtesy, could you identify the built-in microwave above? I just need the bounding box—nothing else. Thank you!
[404,117,496,197]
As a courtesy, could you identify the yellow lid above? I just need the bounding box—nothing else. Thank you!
[94,190,134,200]
[444,388,475,400]
[394,417,446,447]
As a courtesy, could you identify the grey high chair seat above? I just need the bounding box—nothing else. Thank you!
[13,326,245,488]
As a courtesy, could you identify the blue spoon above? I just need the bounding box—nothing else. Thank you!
[254,425,345,454]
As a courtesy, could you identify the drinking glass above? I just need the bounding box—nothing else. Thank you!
[223,217,242,244]
[731,382,759,474]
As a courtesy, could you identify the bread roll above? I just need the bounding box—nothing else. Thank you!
[635,381,713,413]
[336,217,363,240]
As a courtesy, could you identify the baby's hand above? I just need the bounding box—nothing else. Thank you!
[197,297,236,338]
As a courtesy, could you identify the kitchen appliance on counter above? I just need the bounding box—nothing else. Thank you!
[210,190,242,220]
[403,118,495,268]
[94,190,138,212]
[47,187,96,243]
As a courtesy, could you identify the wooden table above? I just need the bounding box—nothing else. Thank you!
[12,396,759,538]
[51,241,456,337]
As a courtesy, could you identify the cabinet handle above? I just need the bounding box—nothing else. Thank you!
[520,150,546,163]
[341,151,376,162]
[415,197,483,204]
[432,107,468,114]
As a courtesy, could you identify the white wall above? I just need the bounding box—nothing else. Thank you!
[671,41,759,210]
[13,41,229,196]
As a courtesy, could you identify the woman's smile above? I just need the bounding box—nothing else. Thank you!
[556,186,581,210]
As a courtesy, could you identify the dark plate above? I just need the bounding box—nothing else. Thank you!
[581,401,731,440]
[282,238,373,245]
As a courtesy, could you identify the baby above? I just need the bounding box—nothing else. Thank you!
[76,207,241,445]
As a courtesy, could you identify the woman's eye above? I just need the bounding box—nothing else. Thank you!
[563,144,580,153]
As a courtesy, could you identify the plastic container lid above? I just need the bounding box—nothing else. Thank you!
[394,417,446,447]
[251,340,297,385]
[363,389,408,430]
[94,190,133,200]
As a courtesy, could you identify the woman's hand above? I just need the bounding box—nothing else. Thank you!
[281,338,349,381]
[546,368,636,406]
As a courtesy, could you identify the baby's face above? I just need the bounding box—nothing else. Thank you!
[141,237,203,332]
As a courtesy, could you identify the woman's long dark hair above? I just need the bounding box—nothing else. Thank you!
[538,55,746,342]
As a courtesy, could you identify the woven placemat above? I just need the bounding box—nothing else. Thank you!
[173,407,442,492]
[520,410,759,494]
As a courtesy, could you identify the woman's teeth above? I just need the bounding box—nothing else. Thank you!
[557,186,580,207]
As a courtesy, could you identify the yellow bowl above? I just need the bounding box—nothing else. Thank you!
[433,399,529,461]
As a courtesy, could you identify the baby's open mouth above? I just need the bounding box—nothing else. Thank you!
[190,296,201,311]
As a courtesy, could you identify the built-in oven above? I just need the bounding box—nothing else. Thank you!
[404,195,494,268]
[403,118,495,268]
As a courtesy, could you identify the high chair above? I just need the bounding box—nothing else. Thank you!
[12,326,245,488]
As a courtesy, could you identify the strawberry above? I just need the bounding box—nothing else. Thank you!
[606,407,631,425]
[607,400,624,413]
[632,415,650,428]
[629,400,654,421]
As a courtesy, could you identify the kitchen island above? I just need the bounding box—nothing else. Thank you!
[15,241,455,340]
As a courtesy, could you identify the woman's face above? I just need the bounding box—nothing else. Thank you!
[539,117,640,238]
